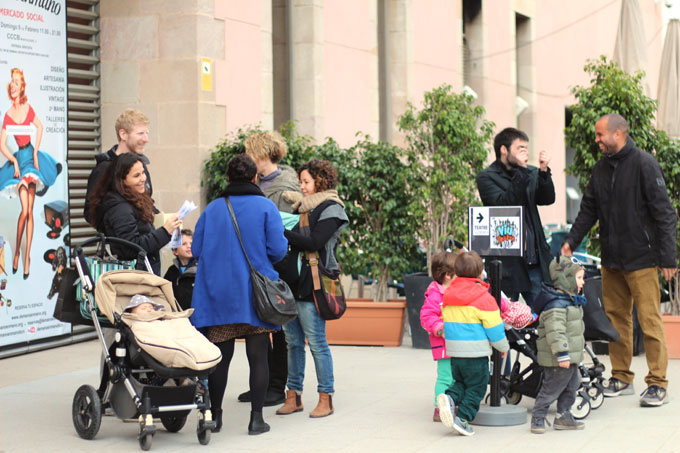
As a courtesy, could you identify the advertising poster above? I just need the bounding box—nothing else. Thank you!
[0,0,70,347]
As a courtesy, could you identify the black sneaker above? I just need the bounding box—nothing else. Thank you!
[640,385,669,407]
[553,411,585,430]
[603,378,634,397]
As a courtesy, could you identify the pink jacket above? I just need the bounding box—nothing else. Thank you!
[420,281,450,360]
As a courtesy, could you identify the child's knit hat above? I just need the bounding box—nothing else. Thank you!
[124,294,165,312]
[549,256,585,295]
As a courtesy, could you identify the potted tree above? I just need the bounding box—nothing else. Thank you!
[322,135,421,346]
[566,57,680,358]
[397,84,494,348]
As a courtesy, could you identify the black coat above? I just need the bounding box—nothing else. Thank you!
[283,200,345,301]
[476,160,555,294]
[95,192,170,275]
[565,137,677,270]
[163,258,197,311]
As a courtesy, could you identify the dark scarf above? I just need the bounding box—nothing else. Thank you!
[222,181,265,198]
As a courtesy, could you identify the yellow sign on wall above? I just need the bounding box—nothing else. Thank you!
[201,58,212,91]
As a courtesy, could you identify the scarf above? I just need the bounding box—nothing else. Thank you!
[292,189,344,213]
[222,181,265,198]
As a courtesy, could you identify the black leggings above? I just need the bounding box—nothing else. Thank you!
[208,332,270,412]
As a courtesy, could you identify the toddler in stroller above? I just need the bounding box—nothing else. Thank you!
[67,236,221,451]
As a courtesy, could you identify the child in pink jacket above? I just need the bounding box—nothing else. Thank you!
[420,251,457,422]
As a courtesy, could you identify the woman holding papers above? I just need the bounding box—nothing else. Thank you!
[88,152,179,275]
[0,68,61,279]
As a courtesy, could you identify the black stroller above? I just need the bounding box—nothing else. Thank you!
[494,276,619,420]
[56,236,218,450]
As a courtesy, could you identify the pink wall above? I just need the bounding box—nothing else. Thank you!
[411,0,463,105]
[323,0,377,148]
[215,1,263,132]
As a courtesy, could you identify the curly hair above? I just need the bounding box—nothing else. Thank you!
[298,159,338,192]
[244,131,287,164]
[7,68,28,104]
[88,153,154,226]
[227,153,258,183]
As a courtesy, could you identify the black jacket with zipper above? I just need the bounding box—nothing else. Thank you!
[565,137,677,270]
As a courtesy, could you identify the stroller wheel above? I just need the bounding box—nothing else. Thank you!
[505,391,522,405]
[587,386,604,409]
[161,415,188,433]
[571,394,591,419]
[139,432,153,451]
[197,425,211,445]
[72,385,102,440]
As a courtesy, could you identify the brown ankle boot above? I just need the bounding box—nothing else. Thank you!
[309,392,334,418]
[276,390,303,415]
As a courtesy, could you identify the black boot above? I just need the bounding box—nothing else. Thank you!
[248,411,270,435]
[237,390,251,402]
[213,409,223,433]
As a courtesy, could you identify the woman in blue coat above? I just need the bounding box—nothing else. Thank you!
[191,154,287,435]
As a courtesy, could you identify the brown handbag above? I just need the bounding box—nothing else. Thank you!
[300,212,346,320]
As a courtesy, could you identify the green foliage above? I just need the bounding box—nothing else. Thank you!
[565,56,680,261]
[398,84,495,273]
[203,125,261,203]
[340,135,421,301]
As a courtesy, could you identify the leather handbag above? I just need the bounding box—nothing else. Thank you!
[225,198,297,325]
[300,212,346,320]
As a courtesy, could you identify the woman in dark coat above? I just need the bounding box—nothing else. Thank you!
[276,159,348,419]
[88,152,178,275]
[191,154,288,435]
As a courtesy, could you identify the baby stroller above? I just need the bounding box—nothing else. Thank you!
[495,276,619,420]
[65,236,218,450]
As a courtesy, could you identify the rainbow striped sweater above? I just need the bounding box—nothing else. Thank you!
[442,277,509,357]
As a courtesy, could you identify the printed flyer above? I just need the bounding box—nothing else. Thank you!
[0,0,70,348]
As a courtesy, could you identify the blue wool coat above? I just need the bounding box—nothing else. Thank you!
[190,195,288,330]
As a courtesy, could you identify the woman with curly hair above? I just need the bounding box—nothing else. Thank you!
[276,159,348,419]
[88,152,179,275]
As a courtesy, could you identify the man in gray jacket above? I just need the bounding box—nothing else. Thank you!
[561,113,677,407]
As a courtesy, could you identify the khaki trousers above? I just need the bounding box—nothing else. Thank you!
[601,267,668,388]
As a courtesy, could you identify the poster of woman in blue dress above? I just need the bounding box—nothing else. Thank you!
[0,68,61,279]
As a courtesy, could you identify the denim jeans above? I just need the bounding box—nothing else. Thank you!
[283,301,335,394]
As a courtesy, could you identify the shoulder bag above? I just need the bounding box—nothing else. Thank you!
[225,198,297,325]
[300,212,346,320]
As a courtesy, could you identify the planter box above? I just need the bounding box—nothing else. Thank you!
[662,314,680,359]
[326,299,406,347]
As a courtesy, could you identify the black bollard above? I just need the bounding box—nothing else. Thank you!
[488,259,502,407]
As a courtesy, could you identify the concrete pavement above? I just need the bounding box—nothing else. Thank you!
[1,337,680,453]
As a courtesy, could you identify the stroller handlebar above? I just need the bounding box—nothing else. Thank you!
[74,234,149,261]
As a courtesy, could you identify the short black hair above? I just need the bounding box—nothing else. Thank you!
[227,153,257,183]
[493,127,529,160]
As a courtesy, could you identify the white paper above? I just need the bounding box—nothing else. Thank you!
[169,200,198,248]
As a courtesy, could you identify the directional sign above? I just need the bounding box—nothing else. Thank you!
[468,206,524,257]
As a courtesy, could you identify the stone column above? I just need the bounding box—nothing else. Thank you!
[291,0,324,140]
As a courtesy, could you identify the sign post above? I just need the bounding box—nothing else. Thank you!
[468,206,527,426]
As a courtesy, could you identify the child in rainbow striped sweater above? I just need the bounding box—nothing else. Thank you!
[437,251,509,436]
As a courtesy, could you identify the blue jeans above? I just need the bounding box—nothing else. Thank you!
[283,301,334,394]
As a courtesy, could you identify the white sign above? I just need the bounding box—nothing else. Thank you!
[490,216,521,250]
[470,206,489,236]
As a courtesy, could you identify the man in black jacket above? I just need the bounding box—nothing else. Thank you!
[561,113,677,407]
[83,108,153,222]
[476,127,555,306]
